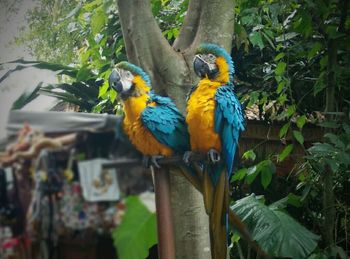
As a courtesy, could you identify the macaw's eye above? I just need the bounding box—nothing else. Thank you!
[126,71,133,78]
[208,54,216,61]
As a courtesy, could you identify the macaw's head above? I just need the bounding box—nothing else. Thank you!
[108,61,151,100]
[193,43,234,84]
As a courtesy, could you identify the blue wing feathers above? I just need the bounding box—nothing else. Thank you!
[141,95,190,153]
[215,86,245,176]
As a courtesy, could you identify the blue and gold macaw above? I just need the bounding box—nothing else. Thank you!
[108,61,190,166]
[186,43,246,259]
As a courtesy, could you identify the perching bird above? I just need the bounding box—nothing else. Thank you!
[108,61,190,166]
[186,43,246,259]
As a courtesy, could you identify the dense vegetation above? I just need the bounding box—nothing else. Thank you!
[2,0,349,258]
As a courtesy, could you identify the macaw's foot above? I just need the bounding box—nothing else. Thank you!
[142,156,151,168]
[183,151,194,164]
[142,155,164,169]
[207,149,220,163]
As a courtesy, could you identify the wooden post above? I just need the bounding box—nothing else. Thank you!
[152,166,176,259]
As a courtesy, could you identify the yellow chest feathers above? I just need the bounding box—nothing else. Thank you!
[122,94,173,156]
[186,79,222,152]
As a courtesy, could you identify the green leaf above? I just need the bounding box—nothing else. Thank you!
[342,122,350,134]
[83,0,103,11]
[324,133,345,148]
[286,193,302,207]
[231,232,241,244]
[276,80,286,94]
[231,168,247,182]
[318,121,340,129]
[11,83,43,110]
[308,252,328,259]
[313,72,327,96]
[1,59,78,79]
[326,25,346,39]
[308,142,335,155]
[76,65,92,81]
[232,195,319,259]
[269,193,302,210]
[293,130,304,145]
[112,196,157,259]
[308,42,322,61]
[286,105,296,117]
[324,159,339,172]
[277,94,287,105]
[109,89,117,103]
[293,11,312,38]
[274,52,285,61]
[261,167,272,189]
[258,159,275,189]
[275,62,287,76]
[246,166,258,184]
[319,55,328,69]
[151,0,162,15]
[279,122,290,138]
[278,144,294,162]
[99,80,109,98]
[249,31,264,50]
[297,115,306,129]
[91,6,107,35]
[242,150,256,161]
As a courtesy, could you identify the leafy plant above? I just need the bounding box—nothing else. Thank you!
[112,196,157,259]
[231,194,319,259]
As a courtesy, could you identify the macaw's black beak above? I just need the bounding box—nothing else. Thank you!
[193,55,219,79]
[109,69,123,93]
[193,55,209,78]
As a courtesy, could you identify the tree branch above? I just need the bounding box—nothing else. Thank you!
[191,0,235,50]
[173,0,202,51]
[117,0,189,97]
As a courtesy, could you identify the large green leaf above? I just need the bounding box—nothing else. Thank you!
[231,194,319,259]
[112,196,157,259]
[11,83,43,110]
[249,31,264,50]
[91,6,107,35]
[0,59,78,83]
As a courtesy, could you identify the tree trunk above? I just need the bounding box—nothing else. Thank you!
[116,0,235,257]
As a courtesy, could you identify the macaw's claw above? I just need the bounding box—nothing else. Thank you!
[142,155,164,168]
[208,149,220,163]
[183,151,193,164]
[142,156,151,168]
[151,155,164,168]
[142,155,162,168]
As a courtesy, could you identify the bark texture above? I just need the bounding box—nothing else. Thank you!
[116,0,235,257]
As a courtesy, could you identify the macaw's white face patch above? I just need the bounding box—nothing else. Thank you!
[118,69,134,92]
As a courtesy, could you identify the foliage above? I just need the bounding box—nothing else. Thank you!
[0,58,114,112]
[230,0,350,257]
[234,0,350,118]
[14,0,83,64]
[307,115,350,174]
[11,82,42,110]
[296,113,350,257]
[112,196,157,259]
[231,194,319,259]
[11,0,188,112]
